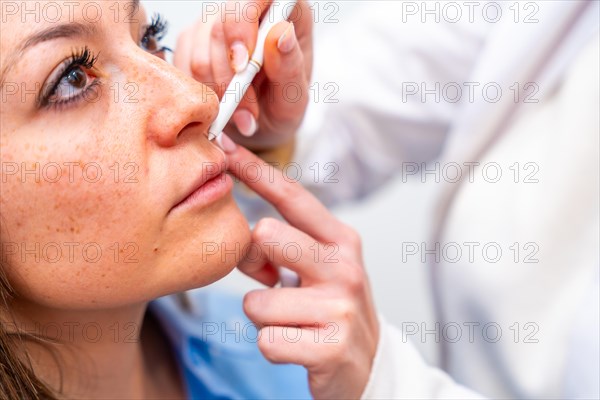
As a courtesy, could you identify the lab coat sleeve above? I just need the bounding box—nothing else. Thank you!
[361,315,485,399]
[290,4,491,207]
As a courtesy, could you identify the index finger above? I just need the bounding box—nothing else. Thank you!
[222,1,306,70]
[227,144,344,243]
[222,0,272,65]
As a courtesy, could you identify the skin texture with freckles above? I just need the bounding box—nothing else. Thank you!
[0,1,250,397]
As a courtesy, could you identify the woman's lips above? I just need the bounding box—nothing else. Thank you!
[170,171,233,213]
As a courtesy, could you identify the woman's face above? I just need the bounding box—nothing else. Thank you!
[0,0,250,309]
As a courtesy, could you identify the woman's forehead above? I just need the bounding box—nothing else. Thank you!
[0,0,142,79]
[0,0,141,43]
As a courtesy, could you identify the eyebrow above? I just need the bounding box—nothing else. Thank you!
[0,0,140,89]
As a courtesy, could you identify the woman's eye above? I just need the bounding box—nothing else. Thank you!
[140,14,171,56]
[40,47,99,109]
[48,67,96,104]
[141,34,161,53]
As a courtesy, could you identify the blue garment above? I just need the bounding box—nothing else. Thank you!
[149,288,312,400]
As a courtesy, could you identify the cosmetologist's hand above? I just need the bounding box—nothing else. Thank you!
[174,0,313,152]
[224,139,379,399]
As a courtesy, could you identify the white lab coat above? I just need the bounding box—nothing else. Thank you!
[237,1,599,398]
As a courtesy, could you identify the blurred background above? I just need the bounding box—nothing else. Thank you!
[142,0,438,363]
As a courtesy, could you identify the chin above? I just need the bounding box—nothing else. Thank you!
[154,199,252,295]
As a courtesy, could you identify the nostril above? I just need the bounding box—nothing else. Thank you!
[176,121,208,143]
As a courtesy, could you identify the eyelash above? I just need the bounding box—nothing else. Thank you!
[41,14,171,110]
[40,47,99,109]
[141,14,172,55]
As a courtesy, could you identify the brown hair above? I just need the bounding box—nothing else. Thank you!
[0,265,59,400]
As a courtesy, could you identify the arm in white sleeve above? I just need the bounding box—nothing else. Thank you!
[361,315,485,399]
[293,2,490,206]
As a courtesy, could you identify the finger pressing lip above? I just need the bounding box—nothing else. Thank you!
[227,146,345,243]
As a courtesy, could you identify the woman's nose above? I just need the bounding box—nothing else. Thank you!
[131,52,220,148]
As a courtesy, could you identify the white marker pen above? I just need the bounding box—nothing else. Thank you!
[208,0,298,142]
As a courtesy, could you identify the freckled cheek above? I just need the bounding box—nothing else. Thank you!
[4,170,137,235]
[1,138,152,242]
[0,161,160,305]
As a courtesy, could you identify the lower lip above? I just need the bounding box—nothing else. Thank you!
[172,172,233,213]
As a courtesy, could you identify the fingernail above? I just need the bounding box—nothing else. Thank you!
[277,23,296,54]
[230,41,249,73]
[220,133,237,154]
[232,109,258,137]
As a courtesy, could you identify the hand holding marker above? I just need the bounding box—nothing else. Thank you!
[208,0,299,144]
[209,1,300,287]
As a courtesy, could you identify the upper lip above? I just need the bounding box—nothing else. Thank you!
[170,154,228,211]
